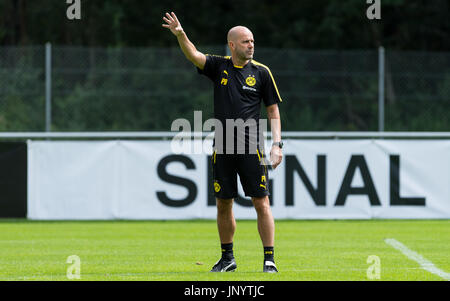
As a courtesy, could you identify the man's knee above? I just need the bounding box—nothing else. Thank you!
[216,198,234,214]
[252,196,271,214]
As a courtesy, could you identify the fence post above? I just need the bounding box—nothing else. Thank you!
[378,46,385,132]
[45,42,52,132]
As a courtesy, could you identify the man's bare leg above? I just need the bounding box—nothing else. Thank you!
[252,195,278,272]
[210,198,237,272]
[216,198,236,244]
[251,196,274,246]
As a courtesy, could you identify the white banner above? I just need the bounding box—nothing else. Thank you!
[27,139,450,220]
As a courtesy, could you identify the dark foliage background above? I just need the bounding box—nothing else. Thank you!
[0,0,448,132]
[1,0,448,50]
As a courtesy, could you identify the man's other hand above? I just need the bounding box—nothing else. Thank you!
[270,145,282,169]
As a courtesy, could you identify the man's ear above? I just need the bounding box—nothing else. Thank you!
[228,41,234,52]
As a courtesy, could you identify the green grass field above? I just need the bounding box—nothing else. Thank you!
[0,219,448,281]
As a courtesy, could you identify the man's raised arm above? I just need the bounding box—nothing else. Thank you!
[162,12,206,70]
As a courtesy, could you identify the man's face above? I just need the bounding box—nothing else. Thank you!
[232,31,254,60]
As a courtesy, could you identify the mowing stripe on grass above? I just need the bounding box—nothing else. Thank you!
[385,238,450,281]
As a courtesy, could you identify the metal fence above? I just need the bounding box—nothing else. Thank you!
[0,45,449,132]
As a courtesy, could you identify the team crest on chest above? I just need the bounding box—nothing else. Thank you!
[245,75,256,87]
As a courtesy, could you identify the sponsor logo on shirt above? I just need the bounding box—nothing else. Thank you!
[243,85,257,92]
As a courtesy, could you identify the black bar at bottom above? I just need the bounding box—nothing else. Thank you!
[0,281,446,299]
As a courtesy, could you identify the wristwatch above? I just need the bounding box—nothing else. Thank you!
[272,141,283,149]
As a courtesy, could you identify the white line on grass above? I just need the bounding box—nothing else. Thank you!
[385,238,450,281]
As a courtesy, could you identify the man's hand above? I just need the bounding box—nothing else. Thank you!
[161,11,206,69]
[270,145,283,169]
[162,12,184,36]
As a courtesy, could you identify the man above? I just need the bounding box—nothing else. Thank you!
[162,12,283,273]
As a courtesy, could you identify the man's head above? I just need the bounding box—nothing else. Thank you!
[227,26,254,62]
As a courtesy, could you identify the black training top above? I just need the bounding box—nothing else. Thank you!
[197,54,282,154]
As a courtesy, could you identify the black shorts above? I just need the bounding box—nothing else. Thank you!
[212,148,270,199]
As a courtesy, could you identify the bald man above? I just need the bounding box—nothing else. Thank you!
[163,12,283,273]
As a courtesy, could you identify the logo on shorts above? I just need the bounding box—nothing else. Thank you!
[245,75,256,87]
[214,181,221,192]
